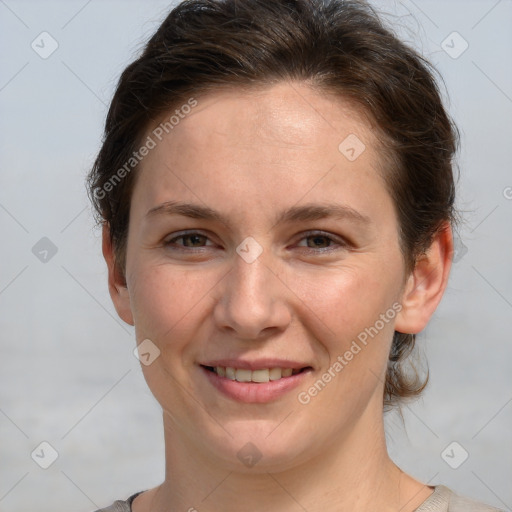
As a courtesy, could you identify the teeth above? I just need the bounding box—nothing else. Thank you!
[251,369,270,383]
[235,369,252,382]
[269,368,282,381]
[212,366,302,383]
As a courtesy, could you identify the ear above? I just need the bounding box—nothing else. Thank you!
[102,223,134,326]
[395,223,453,334]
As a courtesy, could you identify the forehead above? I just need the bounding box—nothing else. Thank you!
[157,82,377,155]
[132,81,390,222]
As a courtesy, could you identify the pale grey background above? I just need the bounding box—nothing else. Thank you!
[0,1,511,511]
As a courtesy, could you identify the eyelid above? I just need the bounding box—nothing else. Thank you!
[162,229,350,251]
[293,230,349,250]
[163,229,216,247]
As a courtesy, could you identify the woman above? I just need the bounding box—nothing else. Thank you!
[87,0,502,510]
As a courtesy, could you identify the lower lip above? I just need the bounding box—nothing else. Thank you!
[200,366,311,403]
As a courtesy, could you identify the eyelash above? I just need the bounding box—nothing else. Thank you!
[163,230,348,253]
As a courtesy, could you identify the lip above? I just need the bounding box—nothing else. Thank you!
[199,364,313,403]
[199,358,311,371]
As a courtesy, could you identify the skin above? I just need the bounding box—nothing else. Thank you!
[103,81,453,512]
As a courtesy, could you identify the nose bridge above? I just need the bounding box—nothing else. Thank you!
[214,245,290,338]
[234,251,272,302]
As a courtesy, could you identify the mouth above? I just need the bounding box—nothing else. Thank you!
[198,358,315,403]
[200,365,312,383]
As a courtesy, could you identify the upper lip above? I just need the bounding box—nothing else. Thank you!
[199,359,312,371]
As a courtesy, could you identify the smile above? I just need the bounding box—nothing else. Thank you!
[202,365,309,383]
[200,364,313,403]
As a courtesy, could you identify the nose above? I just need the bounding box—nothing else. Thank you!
[212,249,292,340]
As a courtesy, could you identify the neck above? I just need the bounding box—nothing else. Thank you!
[138,401,427,512]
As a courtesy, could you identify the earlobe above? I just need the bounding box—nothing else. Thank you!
[102,223,135,326]
[395,223,453,335]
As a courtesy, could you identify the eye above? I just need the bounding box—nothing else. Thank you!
[163,231,214,249]
[161,230,348,254]
[295,231,347,252]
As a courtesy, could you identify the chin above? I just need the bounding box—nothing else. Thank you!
[196,419,314,472]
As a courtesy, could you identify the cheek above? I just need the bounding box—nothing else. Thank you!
[289,261,401,343]
[127,263,219,409]
[127,261,217,343]
[291,267,401,420]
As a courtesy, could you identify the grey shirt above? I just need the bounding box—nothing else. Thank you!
[93,485,505,511]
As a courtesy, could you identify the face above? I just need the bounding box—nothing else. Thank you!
[107,82,437,472]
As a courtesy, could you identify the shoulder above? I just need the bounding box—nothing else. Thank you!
[90,486,505,512]
[92,500,130,512]
[416,485,505,512]
[447,487,505,512]
[91,491,143,512]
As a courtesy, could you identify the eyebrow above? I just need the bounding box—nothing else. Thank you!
[145,201,371,228]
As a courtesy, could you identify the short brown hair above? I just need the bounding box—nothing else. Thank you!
[87,0,459,408]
